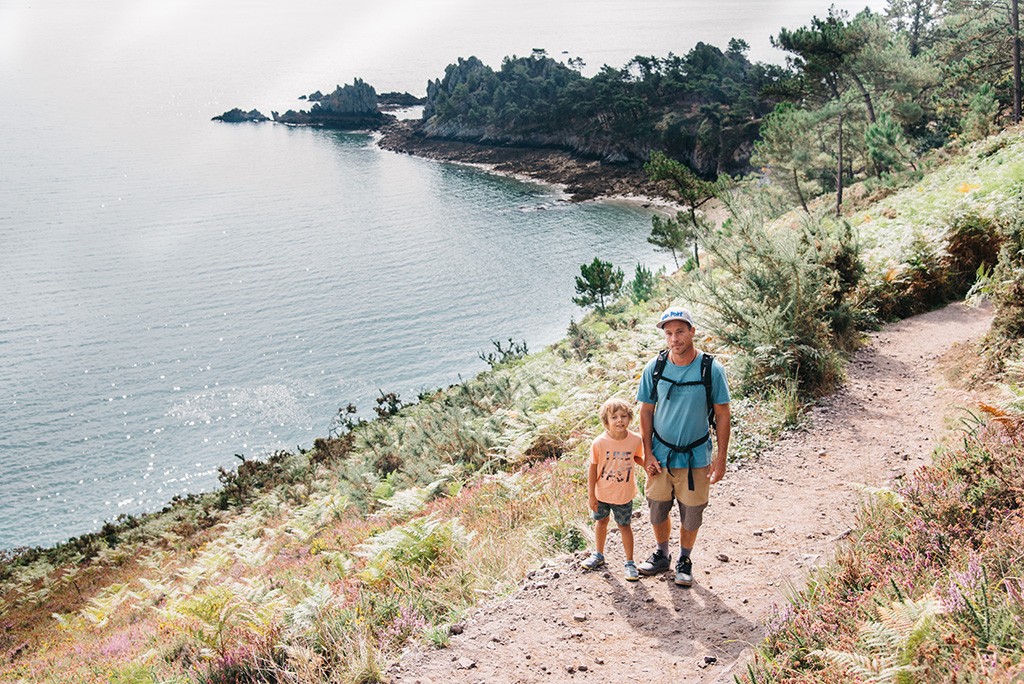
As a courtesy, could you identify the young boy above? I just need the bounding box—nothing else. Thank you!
[582,397,645,580]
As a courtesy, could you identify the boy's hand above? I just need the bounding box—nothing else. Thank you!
[644,455,661,477]
[588,494,598,512]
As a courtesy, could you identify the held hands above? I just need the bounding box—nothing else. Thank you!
[588,494,598,513]
[643,456,662,477]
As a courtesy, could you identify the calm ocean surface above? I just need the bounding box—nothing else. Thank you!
[0,0,882,549]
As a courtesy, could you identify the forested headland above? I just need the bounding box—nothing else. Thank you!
[382,0,1021,205]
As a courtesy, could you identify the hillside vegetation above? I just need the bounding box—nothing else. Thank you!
[2,110,1022,681]
[6,2,1024,679]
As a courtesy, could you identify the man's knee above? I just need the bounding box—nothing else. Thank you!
[677,502,707,531]
[648,498,674,525]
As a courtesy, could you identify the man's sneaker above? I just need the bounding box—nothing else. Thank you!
[675,555,694,587]
[637,549,671,576]
[581,552,605,570]
[624,561,639,581]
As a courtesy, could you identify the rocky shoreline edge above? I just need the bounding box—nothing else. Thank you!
[377,120,668,204]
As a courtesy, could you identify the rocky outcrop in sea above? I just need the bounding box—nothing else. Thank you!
[211,108,269,123]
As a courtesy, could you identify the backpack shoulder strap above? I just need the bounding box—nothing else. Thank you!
[650,349,669,404]
[701,353,716,431]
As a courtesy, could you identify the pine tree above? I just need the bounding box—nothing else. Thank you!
[572,258,624,312]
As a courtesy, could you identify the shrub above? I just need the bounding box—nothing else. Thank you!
[630,263,657,303]
[559,319,600,361]
[944,209,1003,295]
[687,198,867,396]
[976,202,1024,366]
[478,338,529,369]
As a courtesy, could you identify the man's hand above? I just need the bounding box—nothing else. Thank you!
[588,494,599,512]
[709,453,727,484]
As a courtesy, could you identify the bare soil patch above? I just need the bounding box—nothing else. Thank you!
[389,301,993,684]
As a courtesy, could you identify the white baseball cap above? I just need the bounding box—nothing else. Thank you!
[656,307,695,329]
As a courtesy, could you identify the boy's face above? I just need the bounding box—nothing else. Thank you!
[605,409,631,434]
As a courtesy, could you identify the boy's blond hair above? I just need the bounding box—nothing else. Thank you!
[599,397,634,427]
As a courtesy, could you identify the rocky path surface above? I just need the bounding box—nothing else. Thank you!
[389,302,994,684]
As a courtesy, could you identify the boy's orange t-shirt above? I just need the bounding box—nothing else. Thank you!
[590,430,644,505]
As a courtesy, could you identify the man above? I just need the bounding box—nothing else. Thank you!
[636,306,731,586]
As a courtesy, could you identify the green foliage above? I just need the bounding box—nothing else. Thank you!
[647,214,688,268]
[629,263,658,303]
[866,113,916,174]
[975,201,1024,366]
[751,103,831,213]
[560,319,601,361]
[645,151,723,266]
[867,204,1005,322]
[423,45,783,174]
[373,391,404,419]
[962,84,999,142]
[572,257,624,312]
[812,596,940,683]
[541,520,587,553]
[358,515,473,581]
[479,338,529,369]
[686,195,866,396]
[109,665,158,684]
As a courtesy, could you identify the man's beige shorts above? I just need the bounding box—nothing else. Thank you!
[645,465,710,506]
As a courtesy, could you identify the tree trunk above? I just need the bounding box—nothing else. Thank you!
[688,206,701,269]
[847,72,877,124]
[1014,0,1022,123]
[793,167,810,214]
[836,112,844,217]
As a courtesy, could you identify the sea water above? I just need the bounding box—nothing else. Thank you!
[0,0,882,548]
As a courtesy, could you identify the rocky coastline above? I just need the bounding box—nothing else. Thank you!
[377,120,666,202]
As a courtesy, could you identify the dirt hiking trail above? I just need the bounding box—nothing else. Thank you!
[389,302,994,684]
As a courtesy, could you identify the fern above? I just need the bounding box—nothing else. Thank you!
[812,595,940,683]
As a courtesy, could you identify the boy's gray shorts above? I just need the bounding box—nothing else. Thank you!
[592,500,633,527]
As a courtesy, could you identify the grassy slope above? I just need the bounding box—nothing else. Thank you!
[1,129,1023,684]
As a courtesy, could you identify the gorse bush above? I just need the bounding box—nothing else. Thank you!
[687,195,867,397]
[975,198,1024,368]
[865,205,1006,323]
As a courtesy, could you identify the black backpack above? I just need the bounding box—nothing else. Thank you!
[649,350,716,490]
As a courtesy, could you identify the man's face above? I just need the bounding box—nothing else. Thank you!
[662,320,695,355]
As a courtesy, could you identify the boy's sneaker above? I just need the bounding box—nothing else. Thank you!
[674,555,693,587]
[637,549,671,575]
[624,561,639,581]
[581,552,605,570]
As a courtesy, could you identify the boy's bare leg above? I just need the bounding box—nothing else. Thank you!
[595,516,609,555]
[619,524,634,561]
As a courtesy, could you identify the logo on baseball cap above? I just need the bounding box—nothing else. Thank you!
[656,307,695,329]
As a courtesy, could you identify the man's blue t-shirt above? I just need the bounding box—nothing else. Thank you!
[636,351,730,469]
